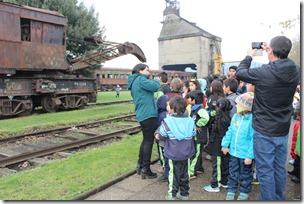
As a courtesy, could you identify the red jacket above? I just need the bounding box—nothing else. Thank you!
[290,115,300,159]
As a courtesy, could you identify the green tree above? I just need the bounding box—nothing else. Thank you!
[279,15,300,65]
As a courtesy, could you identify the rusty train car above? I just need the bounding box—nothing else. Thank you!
[0,2,146,118]
[96,67,196,91]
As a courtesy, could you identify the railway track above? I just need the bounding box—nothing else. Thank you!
[87,100,133,107]
[0,114,139,168]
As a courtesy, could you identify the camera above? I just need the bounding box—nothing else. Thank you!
[252,42,263,49]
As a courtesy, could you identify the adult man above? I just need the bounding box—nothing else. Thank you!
[236,36,299,200]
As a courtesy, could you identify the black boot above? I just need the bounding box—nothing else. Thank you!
[141,168,157,179]
[136,163,142,175]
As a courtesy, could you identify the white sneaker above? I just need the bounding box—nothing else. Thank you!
[205,154,211,160]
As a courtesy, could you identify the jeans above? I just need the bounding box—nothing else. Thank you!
[227,155,252,194]
[253,130,288,200]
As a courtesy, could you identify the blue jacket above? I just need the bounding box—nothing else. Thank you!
[127,73,160,122]
[221,113,254,159]
[156,92,183,126]
[159,114,196,161]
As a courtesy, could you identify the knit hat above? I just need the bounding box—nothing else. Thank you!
[235,92,254,113]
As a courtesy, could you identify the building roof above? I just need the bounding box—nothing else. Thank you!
[158,14,221,42]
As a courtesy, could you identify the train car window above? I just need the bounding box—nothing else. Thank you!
[42,22,65,45]
[28,20,64,45]
[21,18,31,42]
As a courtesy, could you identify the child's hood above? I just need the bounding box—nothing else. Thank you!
[164,116,195,141]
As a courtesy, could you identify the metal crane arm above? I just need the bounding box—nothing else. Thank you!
[68,36,146,71]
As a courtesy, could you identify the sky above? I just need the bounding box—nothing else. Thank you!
[82,0,300,70]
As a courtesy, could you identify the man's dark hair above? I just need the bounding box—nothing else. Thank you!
[158,72,168,83]
[132,63,149,74]
[229,65,237,71]
[169,96,186,115]
[270,36,292,59]
[223,78,238,93]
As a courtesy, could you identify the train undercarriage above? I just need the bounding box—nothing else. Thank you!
[0,74,97,117]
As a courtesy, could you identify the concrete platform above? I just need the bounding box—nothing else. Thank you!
[86,120,301,201]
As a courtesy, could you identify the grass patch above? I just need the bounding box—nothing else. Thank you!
[96,91,132,102]
[0,91,161,200]
[0,134,158,200]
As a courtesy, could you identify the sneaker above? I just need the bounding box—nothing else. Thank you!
[225,192,235,200]
[203,185,220,193]
[157,174,168,182]
[219,182,228,188]
[251,178,259,185]
[237,192,249,200]
[157,168,164,174]
[165,195,175,200]
[205,154,211,160]
[289,159,295,165]
[190,174,197,180]
[176,192,189,200]
[196,170,204,174]
[291,176,300,184]
[288,170,296,176]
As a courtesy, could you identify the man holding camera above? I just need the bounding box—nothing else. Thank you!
[236,36,299,200]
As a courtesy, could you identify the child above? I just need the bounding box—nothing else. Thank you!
[205,80,225,160]
[223,78,239,117]
[288,102,300,183]
[221,92,254,200]
[291,127,300,184]
[154,72,170,100]
[246,82,258,185]
[155,78,184,182]
[203,97,232,192]
[189,78,206,107]
[187,90,209,179]
[155,96,196,200]
[115,85,121,97]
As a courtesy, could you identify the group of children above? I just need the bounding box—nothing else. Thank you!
[153,73,258,200]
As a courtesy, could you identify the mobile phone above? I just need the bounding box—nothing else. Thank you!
[252,42,262,49]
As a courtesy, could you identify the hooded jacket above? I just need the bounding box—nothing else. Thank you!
[221,113,254,159]
[159,114,196,161]
[236,56,299,136]
[127,73,160,122]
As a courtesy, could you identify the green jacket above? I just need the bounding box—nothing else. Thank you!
[128,73,160,122]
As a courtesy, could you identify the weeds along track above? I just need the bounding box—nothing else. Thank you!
[0,114,140,171]
[0,100,134,120]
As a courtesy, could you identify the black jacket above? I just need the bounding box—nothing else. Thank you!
[208,113,231,156]
[236,56,299,136]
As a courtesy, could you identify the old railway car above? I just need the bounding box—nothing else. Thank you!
[0,2,146,118]
[97,68,196,91]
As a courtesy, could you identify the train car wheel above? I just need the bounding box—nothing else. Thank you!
[41,96,59,113]
[16,98,34,117]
